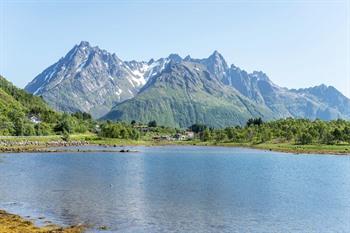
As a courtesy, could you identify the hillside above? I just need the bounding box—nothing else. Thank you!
[0,75,60,135]
[102,62,275,128]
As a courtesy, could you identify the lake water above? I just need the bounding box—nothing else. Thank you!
[0,146,349,233]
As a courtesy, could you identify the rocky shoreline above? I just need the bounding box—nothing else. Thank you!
[0,140,88,153]
[0,140,87,147]
[0,140,140,153]
[0,210,85,233]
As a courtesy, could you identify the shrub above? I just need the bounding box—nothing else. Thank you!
[148,120,157,127]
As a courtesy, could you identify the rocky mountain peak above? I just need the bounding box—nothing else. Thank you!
[184,55,192,61]
[167,53,183,63]
[251,71,270,82]
[78,40,91,48]
[298,84,344,99]
[208,50,226,64]
[203,50,228,80]
[312,84,330,90]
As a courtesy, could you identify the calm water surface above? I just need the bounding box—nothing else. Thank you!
[0,146,349,233]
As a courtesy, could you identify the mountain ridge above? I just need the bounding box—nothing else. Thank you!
[25,41,350,128]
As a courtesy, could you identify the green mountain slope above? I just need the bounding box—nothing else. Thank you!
[0,75,60,135]
[102,62,275,128]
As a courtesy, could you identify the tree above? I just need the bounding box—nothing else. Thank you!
[82,112,92,120]
[13,117,25,136]
[224,127,237,141]
[61,131,70,142]
[297,132,313,145]
[343,127,350,143]
[200,128,211,141]
[0,117,14,136]
[321,131,334,145]
[246,117,263,127]
[148,120,157,127]
[73,121,89,133]
[189,124,207,133]
[8,110,25,136]
[332,128,342,143]
[71,111,92,120]
[99,122,120,138]
[261,128,272,143]
[120,128,129,139]
[23,123,35,136]
[54,114,72,133]
[35,122,51,136]
[130,129,140,140]
[215,131,226,142]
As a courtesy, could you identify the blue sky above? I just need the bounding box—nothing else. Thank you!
[0,0,349,97]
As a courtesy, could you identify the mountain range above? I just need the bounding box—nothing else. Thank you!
[25,41,350,128]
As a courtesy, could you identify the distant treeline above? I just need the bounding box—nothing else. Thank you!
[189,118,350,145]
[98,118,350,145]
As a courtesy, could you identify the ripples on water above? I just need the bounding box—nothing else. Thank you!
[0,146,349,232]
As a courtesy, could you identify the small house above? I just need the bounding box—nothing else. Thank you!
[29,116,41,124]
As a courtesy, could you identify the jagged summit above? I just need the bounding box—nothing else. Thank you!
[167,53,182,62]
[250,71,271,82]
[184,55,192,61]
[78,40,90,47]
[209,50,224,60]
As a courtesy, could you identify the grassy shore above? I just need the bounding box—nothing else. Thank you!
[207,142,349,155]
[0,210,84,233]
[86,136,350,154]
[0,134,349,155]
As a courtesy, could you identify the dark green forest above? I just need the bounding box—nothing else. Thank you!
[0,76,94,136]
